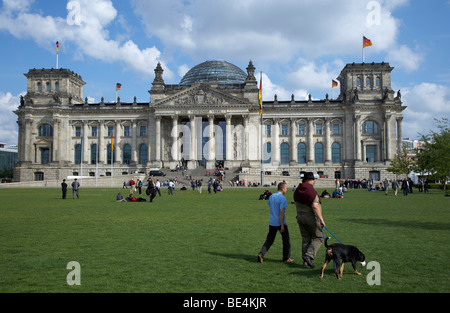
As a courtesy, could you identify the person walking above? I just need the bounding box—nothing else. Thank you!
[168,180,174,195]
[383,179,389,195]
[257,182,293,263]
[293,172,326,268]
[146,178,157,202]
[61,179,68,199]
[392,179,399,196]
[72,178,80,199]
[402,178,409,196]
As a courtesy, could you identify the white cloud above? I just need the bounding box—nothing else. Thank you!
[401,83,450,139]
[0,0,171,79]
[0,91,23,146]
[132,0,410,63]
[386,45,424,72]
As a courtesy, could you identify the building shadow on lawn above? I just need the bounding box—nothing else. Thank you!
[341,218,450,231]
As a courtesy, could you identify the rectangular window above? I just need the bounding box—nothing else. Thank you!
[298,124,305,135]
[140,126,147,137]
[281,124,288,135]
[91,126,98,137]
[124,126,130,137]
[366,145,376,163]
[316,124,323,135]
[40,148,50,164]
[265,125,271,136]
[107,126,114,137]
[333,124,340,135]
[75,126,81,137]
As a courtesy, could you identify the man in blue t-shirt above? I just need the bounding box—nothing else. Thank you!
[257,182,293,263]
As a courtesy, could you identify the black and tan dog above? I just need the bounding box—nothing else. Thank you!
[319,237,366,279]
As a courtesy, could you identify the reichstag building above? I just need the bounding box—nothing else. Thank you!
[13,60,405,182]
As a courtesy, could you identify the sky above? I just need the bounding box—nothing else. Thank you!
[0,0,449,147]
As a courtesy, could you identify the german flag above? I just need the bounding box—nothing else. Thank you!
[116,83,121,91]
[259,74,262,116]
[56,41,59,54]
[363,36,372,48]
[332,80,338,88]
[111,134,114,152]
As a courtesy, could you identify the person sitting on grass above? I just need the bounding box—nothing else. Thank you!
[116,192,126,202]
[126,193,138,202]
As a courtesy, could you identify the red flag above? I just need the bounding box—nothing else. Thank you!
[56,41,59,54]
[116,83,121,91]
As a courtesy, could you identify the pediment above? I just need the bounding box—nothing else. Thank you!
[154,85,249,107]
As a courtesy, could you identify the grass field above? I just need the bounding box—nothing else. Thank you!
[0,185,449,293]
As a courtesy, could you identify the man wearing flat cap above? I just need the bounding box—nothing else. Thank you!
[293,172,326,268]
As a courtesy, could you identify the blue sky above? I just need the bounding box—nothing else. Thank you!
[0,0,449,147]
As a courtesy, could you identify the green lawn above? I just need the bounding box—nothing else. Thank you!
[1,186,449,293]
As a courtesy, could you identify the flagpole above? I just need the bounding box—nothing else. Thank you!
[80,134,83,185]
[56,53,59,69]
[259,71,263,186]
[111,135,114,187]
[96,140,99,188]
[362,36,365,63]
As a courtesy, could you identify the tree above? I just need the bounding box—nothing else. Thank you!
[415,118,450,190]
[387,144,414,178]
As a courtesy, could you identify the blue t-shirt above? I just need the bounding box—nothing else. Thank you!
[267,191,288,226]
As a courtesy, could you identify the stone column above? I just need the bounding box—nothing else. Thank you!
[384,114,391,161]
[206,115,215,169]
[225,115,232,162]
[114,120,121,164]
[52,117,60,163]
[355,115,361,162]
[396,117,403,153]
[172,115,179,163]
[325,118,331,164]
[82,121,89,164]
[272,119,280,165]
[188,115,197,169]
[243,115,249,162]
[307,118,314,164]
[290,118,297,164]
[155,116,161,162]
[131,121,137,164]
[98,120,105,164]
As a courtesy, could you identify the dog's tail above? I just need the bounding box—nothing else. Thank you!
[324,237,331,248]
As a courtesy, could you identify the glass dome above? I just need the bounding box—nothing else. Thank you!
[180,60,247,85]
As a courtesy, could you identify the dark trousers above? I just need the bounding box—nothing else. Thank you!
[259,225,291,261]
[62,189,67,199]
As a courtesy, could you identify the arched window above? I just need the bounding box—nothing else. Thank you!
[362,121,379,134]
[366,77,371,87]
[91,144,98,164]
[280,143,290,164]
[123,144,132,164]
[356,77,361,87]
[55,81,60,91]
[46,82,51,91]
[314,142,323,164]
[139,144,148,165]
[297,143,306,164]
[74,144,81,164]
[263,142,271,164]
[376,77,381,87]
[38,124,53,137]
[37,82,42,91]
[332,142,341,163]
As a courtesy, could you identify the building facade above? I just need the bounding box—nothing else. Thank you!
[13,61,406,182]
